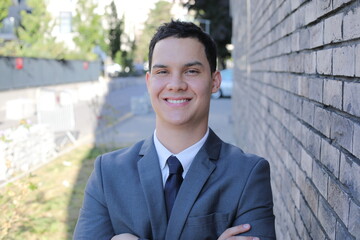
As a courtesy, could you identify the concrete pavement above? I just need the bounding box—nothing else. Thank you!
[93,98,236,148]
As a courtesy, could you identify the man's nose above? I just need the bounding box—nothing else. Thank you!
[167,73,187,91]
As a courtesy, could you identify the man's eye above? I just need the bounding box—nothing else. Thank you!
[156,70,168,74]
[186,69,200,74]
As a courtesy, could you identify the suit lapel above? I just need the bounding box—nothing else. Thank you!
[165,129,222,239]
[138,136,168,240]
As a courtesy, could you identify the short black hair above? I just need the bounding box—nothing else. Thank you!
[148,20,218,73]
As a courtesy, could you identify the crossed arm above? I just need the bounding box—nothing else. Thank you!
[111,224,259,240]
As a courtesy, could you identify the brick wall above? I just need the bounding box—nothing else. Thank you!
[230,0,359,239]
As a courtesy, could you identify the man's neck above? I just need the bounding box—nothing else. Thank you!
[155,123,208,154]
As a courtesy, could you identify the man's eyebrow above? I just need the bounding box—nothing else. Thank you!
[184,61,203,67]
[152,64,168,69]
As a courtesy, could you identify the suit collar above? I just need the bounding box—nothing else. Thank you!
[138,135,168,239]
[165,129,223,239]
[138,130,223,239]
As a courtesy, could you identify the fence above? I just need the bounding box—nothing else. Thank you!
[0,57,101,91]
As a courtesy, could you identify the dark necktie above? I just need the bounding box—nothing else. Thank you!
[164,156,183,218]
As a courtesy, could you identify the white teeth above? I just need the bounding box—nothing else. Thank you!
[167,99,188,104]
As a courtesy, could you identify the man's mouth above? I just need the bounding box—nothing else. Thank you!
[166,98,190,104]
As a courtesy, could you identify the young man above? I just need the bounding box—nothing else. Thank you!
[74,21,276,240]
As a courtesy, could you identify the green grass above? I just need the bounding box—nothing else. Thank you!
[0,144,120,240]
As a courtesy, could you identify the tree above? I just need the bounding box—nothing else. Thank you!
[135,0,173,63]
[184,0,232,69]
[73,0,106,60]
[107,1,123,60]
[0,0,68,58]
[0,0,12,29]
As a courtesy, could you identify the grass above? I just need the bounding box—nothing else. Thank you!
[0,144,120,240]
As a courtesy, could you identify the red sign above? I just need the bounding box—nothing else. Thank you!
[15,58,23,70]
[83,61,89,70]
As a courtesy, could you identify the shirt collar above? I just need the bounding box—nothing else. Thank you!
[154,128,210,175]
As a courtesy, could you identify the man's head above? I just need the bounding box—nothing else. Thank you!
[148,20,218,73]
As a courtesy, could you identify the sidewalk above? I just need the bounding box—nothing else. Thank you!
[94,98,236,148]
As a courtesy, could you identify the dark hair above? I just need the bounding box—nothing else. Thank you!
[148,20,218,73]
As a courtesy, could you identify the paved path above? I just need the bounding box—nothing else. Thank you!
[94,98,236,148]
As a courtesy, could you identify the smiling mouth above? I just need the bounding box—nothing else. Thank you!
[166,99,190,104]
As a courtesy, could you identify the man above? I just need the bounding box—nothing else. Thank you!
[74,20,276,240]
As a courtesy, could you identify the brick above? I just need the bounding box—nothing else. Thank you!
[314,106,331,137]
[295,208,312,240]
[309,78,323,102]
[312,161,329,198]
[304,52,316,74]
[309,22,324,48]
[320,139,340,177]
[348,200,360,238]
[301,148,313,176]
[300,28,310,50]
[300,195,312,230]
[333,0,353,9]
[335,220,355,240]
[344,82,360,117]
[298,76,309,97]
[330,113,353,152]
[305,128,321,159]
[305,1,318,24]
[316,0,332,17]
[291,31,300,52]
[340,154,360,202]
[317,49,332,75]
[328,178,350,225]
[354,123,360,159]
[318,197,336,240]
[324,13,343,44]
[323,79,342,109]
[343,6,360,40]
[333,46,355,76]
[356,44,360,77]
[310,213,327,240]
[292,180,301,209]
[302,100,315,124]
[306,178,319,212]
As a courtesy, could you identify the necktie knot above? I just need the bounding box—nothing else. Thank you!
[167,156,183,175]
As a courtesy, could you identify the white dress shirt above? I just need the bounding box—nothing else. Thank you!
[153,128,210,187]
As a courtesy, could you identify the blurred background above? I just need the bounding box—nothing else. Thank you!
[0,0,359,239]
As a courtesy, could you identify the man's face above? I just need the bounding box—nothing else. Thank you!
[146,37,221,129]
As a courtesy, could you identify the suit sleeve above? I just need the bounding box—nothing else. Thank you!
[234,159,276,240]
[73,155,115,240]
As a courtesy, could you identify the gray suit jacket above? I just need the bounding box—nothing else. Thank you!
[74,129,276,240]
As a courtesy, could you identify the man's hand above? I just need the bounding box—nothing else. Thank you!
[217,224,259,240]
[111,233,139,240]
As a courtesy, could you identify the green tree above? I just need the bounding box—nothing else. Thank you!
[184,0,232,69]
[135,0,173,63]
[0,0,68,58]
[0,0,12,29]
[73,0,106,60]
[107,1,123,60]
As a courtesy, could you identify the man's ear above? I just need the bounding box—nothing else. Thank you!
[211,71,222,93]
[145,71,151,88]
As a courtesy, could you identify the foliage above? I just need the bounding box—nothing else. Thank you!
[0,144,119,239]
[107,1,123,60]
[0,0,69,59]
[184,0,232,69]
[0,0,11,29]
[72,0,106,60]
[135,0,173,63]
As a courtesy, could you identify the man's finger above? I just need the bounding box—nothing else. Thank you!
[217,224,251,240]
